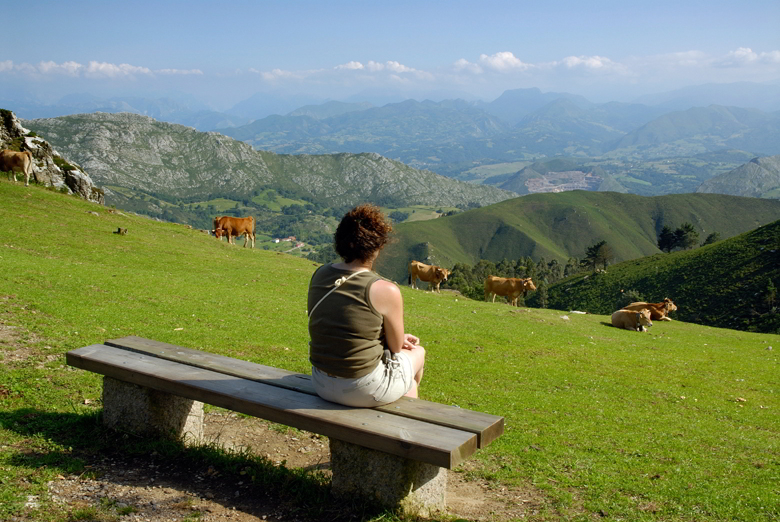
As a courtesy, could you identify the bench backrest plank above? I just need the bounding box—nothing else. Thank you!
[105,336,504,447]
[68,344,477,468]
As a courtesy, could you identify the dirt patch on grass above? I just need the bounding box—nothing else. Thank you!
[35,412,543,521]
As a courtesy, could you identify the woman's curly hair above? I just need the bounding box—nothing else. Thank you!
[334,204,393,263]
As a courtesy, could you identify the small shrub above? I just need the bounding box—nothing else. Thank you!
[53,155,76,173]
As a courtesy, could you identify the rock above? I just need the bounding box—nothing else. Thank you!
[1,109,104,204]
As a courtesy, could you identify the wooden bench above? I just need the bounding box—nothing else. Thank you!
[67,336,504,516]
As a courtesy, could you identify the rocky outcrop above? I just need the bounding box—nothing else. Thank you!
[1,109,104,204]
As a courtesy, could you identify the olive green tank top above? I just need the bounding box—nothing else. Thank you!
[308,264,384,378]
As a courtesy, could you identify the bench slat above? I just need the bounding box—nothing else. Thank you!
[68,344,477,469]
[105,336,503,448]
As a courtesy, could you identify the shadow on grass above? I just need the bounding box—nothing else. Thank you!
[0,408,388,521]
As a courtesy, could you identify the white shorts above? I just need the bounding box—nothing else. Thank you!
[311,351,414,407]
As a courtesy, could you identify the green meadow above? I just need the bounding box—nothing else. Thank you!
[0,181,778,521]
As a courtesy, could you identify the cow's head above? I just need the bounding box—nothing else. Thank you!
[524,278,537,292]
[214,227,224,239]
[435,267,449,282]
[637,309,653,329]
[663,298,677,313]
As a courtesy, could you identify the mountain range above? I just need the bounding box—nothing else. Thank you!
[23,112,513,213]
[7,83,780,206]
[216,96,780,181]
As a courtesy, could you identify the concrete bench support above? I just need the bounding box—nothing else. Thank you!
[102,377,204,442]
[330,439,446,517]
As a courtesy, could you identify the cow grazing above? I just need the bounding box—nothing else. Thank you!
[484,275,537,306]
[408,260,450,293]
[1,149,33,186]
[214,216,255,248]
[612,308,653,331]
[622,298,677,321]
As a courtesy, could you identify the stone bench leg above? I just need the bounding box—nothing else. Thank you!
[329,439,446,517]
[101,377,204,443]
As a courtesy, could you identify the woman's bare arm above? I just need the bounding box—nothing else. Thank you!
[369,279,405,353]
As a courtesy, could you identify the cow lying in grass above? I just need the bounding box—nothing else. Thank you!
[612,308,653,332]
[622,298,677,321]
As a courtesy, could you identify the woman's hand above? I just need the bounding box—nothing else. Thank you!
[403,333,421,350]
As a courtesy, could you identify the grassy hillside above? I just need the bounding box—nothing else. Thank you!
[375,191,780,283]
[534,220,780,333]
[1,181,778,521]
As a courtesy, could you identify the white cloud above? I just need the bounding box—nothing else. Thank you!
[385,61,412,73]
[558,55,615,70]
[761,50,780,64]
[389,74,409,84]
[717,47,759,67]
[157,68,204,75]
[334,60,419,73]
[656,50,709,68]
[85,61,153,78]
[0,59,201,79]
[335,61,364,70]
[37,60,84,76]
[453,58,482,74]
[716,47,780,68]
[478,51,533,72]
[257,68,309,81]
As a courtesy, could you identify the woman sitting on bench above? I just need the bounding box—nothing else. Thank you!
[307,204,426,407]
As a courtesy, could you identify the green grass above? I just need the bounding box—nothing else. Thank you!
[1,181,778,521]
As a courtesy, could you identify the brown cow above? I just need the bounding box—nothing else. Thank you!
[622,298,677,321]
[1,149,33,186]
[214,216,255,248]
[484,275,537,306]
[612,308,653,331]
[408,260,450,292]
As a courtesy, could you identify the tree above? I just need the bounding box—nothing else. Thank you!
[582,240,613,271]
[389,211,409,223]
[701,232,721,246]
[548,259,563,283]
[524,256,536,280]
[675,222,699,250]
[658,225,676,253]
[765,279,777,310]
[564,257,579,277]
[536,282,548,309]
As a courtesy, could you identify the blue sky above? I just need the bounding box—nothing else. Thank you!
[3,0,780,110]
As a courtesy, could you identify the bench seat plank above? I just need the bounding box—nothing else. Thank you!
[105,336,504,448]
[68,344,477,469]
